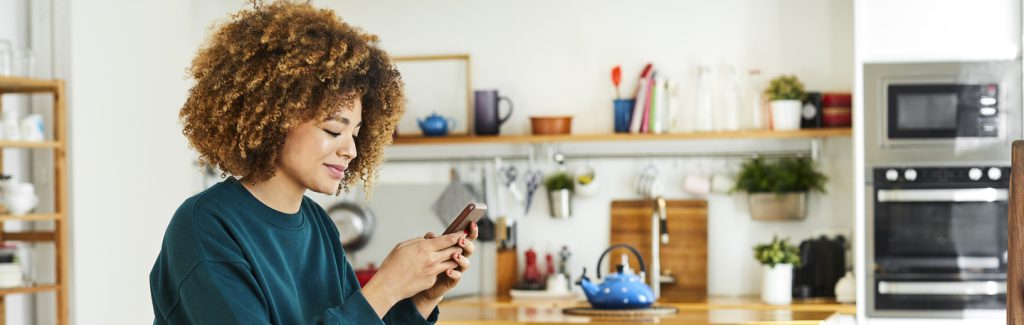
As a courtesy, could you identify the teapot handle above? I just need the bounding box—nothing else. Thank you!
[595,244,646,279]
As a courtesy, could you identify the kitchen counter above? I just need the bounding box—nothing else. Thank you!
[437,296,855,324]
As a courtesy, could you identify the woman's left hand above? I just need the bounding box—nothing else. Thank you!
[414,221,478,302]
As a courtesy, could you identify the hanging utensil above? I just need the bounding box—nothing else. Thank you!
[328,201,376,252]
[524,170,542,213]
[432,167,479,226]
[611,65,622,99]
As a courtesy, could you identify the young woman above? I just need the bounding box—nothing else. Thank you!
[149,2,477,324]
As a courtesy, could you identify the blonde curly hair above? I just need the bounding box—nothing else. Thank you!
[180,0,404,195]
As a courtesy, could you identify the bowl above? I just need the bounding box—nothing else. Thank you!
[530,116,573,135]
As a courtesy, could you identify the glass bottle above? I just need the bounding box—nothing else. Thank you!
[693,66,713,132]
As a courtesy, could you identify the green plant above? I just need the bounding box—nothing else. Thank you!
[764,75,806,101]
[754,236,802,267]
[544,172,575,191]
[733,157,827,193]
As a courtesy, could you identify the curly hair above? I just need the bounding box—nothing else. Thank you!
[180,0,404,195]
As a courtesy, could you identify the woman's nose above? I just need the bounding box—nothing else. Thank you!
[338,136,357,161]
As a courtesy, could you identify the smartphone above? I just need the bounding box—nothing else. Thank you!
[443,203,488,235]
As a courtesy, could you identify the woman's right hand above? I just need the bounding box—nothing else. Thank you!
[360,232,466,318]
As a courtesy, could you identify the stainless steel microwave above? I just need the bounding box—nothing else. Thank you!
[865,61,1022,165]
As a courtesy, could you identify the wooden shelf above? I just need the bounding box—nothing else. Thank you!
[0,284,60,296]
[0,140,61,149]
[392,128,851,145]
[0,76,61,94]
[0,214,62,222]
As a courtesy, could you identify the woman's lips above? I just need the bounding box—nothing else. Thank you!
[325,164,346,179]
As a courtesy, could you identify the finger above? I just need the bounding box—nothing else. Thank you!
[429,260,459,275]
[467,221,480,240]
[459,238,476,258]
[445,268,464,281]
[433,246,464,263]
[423,232,437,239]
[425,232,465,251]
[452,251,471,271]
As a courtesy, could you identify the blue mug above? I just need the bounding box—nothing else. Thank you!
[613,99,635,133]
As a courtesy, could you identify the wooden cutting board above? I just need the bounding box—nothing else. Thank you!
[609,200,707,302]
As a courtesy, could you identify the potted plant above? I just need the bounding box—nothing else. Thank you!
[544,172,574,218]
[733,157,827,220]
[764,75,806,131]
[754,236,802,305]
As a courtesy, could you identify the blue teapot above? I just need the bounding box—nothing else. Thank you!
[576,244,655,309]
[417,113,456,137]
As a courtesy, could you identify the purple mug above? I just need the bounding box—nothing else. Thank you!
[474,90,513,135]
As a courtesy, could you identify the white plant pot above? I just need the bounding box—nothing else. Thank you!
[770,100,802,131]
[761,263,793,305]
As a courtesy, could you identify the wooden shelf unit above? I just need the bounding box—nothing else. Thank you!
[392,127,852,145]
[0,76,69,325]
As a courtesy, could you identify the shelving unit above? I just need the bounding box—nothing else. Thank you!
[0,76,69,325]
[392,128,851,145]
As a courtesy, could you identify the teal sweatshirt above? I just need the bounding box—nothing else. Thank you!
[150,177,438,324]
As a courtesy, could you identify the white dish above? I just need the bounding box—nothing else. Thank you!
[509,289,579,301]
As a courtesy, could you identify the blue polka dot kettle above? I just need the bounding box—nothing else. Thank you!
[576,244,655,309]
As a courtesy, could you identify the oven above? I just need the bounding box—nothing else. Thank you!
[867,166,1009,318]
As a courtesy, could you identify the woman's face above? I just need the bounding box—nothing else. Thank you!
[278,97,362,194]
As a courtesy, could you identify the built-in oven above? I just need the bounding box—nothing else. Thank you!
[867,166,1009,318]
[865,61,1021,165]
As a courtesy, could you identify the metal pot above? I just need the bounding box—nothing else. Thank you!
[748,192,806,221]
[328,201,376,252]
[548,189,573,219]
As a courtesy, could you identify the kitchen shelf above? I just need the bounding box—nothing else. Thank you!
[0,284,60,296]
[0,140,61,149]
[0,76,69,324]
[392,128,851,145]
[0,76,61,94]
[0,213,62,222]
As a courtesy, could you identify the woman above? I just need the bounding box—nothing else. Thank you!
[149,2,477,324]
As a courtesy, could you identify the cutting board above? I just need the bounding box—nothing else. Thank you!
[609,199,707,302]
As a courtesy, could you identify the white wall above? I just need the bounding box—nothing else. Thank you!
[56,0,856,323]
[67,1,197,324]
[304,0,856,297]
[853,0,1021,323]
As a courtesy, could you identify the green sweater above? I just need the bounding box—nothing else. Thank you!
[150,178,438,324]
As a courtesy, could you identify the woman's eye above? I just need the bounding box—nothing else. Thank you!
[323,129,342,137]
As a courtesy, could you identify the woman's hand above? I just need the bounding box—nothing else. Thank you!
[412,221,479,313]
[360,232,467,318]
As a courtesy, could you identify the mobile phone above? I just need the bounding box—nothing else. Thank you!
[443,203,488,235]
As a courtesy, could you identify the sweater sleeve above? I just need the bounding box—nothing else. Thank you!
[156,260,389,325]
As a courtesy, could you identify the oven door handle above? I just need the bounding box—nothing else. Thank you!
[876,188,1008,202]
[877,281,1006,295]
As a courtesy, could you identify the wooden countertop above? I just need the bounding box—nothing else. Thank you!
[437,295,855,324]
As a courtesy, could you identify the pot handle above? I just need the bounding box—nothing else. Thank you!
[595,243,646,279]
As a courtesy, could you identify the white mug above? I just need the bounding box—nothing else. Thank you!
[710,174,735,194]
[682,174,711,197]
[5,193,38,215]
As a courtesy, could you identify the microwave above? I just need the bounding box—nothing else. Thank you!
[865,61,1021,165]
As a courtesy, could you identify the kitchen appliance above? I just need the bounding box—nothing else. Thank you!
[792,236,846,298]
[577,244,656,309]
[864,61,1022,165]
[867,166,1009,318]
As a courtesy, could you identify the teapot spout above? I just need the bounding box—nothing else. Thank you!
[576,267,599,299]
